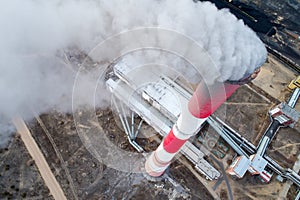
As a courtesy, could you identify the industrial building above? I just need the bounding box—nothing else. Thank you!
[225,77,300,184]
[106,58,300,188]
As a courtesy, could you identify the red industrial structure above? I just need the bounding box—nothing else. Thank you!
[145,71,260,177]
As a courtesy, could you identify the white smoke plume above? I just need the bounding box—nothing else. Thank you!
[0,0,267,147]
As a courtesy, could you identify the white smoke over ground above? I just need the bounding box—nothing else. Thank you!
[0,0,267,147]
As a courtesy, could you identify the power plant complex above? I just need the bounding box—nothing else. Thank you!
[1,0,300,199]
[106,60,300,189]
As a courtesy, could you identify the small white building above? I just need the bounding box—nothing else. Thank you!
[248,154,268,175]
[227,156,251,178]
[259,170,273,183]
[269,102,300,127]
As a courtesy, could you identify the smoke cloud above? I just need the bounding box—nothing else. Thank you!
[0,0,267,147]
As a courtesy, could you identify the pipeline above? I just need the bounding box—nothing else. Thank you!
[208,116,300,187]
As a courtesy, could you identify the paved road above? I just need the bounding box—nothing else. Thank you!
[13,117,67,200]
[210,155,234,200]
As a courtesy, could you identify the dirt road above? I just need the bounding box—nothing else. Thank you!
[13,117,67,200]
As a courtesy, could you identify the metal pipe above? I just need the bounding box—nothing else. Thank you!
[120,102,132,139]
[112,96,130,137]
[288,87,300,108]
[112,96,144,152]
[209,115,300,187]
[131,111,135,139]
[134,119,144,138]
[207,117,249,157]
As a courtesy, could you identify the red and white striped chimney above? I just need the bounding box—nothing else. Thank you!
[145,69,260,177]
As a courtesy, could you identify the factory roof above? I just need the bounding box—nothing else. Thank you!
[227,156,250,178]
